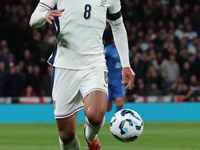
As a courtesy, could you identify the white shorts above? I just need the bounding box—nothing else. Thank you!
[51,66,108,119]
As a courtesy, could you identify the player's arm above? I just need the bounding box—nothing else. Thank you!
[29,0,64,29]
[107,0,135,89]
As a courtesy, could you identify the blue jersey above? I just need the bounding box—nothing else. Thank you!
[105,43,131,84]
[105,43,122,85]
[105,43,127,102]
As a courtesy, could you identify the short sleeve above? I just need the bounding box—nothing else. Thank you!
[39,0,57,10]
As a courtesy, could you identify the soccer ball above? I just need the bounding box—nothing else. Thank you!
[110,109,144,142]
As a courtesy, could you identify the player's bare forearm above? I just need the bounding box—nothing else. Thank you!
[45,9,65,24]
[30,8,65,29]
[122,67,135,90]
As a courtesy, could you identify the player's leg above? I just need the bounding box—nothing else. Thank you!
[80,67,108,149]
[51,67,83,150]
[57,112,80,150]
[84,90,107,149]
[113,84,125,112]
[115,96,124,112]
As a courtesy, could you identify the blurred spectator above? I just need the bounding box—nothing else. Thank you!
[32,65,42,95]
[194,83,200,102]
[125,87,136,102]
[4,66,22,96]
[180,37,188,50]
[184,90,195,102]
[187,53,195,73]
[153,29,164,51]
[162,54,180,82]
[135,82,147,96]
[145,65,158,91]
[148,48,156,62]
[194,51,200,77]
[189,75,198,91]
[161,0,170,5]
[162,36,174,59]
[131,56,145,81]
[159,4,170,25]
[25,64,34,87]
[168,28,180,51]
[21,85,36,97]
[7,54,15,68]
[152,51,167,88]
[181,61,192,84]
[125,78,144,102]
[0,46,14,69]
[187,4,200,31]
[18,60,26,73]
[177,47,188,73]
[160,28,168,41]
[183,16,190,29]
[178,83,189,96]
[22,49,34,65]
[187,37,198,55]
[0,61,7,96]
[175,23,184,40]
[0,39,8,49]
[165,81,178,96]
[140,51,150,72]
[177,76,183,93]
[171,48,178,58]
[41,65,52,96]
[130,46,140,59]
[148,82,162,96]
[15,63,26,88]
[161,76,172,95]
[147,28,156,41]
[183,24,198,40]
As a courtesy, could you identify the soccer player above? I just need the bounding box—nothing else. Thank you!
[29,0,135,150]
[105,42,129,113]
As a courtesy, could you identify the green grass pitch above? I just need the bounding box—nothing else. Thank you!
[0,121,200,150]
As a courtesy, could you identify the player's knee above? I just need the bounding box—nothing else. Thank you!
[87,112,104,126]
[116,101,123,107]
[59,130,75,144]
[115,97,124,107]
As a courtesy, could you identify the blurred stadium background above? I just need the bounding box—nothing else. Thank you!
[0,0,200,102]
[0,0,200,149]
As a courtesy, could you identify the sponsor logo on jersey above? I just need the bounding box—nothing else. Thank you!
[112,54,118,58]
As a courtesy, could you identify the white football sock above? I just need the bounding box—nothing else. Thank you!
[59,135,80,150]
[85,116,105,141]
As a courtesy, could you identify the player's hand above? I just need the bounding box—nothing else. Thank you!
[45,9,65,24]
[122,67,135,90]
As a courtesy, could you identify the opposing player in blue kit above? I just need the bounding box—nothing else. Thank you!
[105,43,130,113]
[29,0,135,149]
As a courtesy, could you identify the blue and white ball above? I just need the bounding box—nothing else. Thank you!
[110,109,144,142]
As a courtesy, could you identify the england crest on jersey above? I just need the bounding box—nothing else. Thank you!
[104,71,108,84]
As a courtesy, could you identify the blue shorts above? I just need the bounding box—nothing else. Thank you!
[108,83,125,103]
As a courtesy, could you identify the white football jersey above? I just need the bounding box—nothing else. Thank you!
[38,0,121,69]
